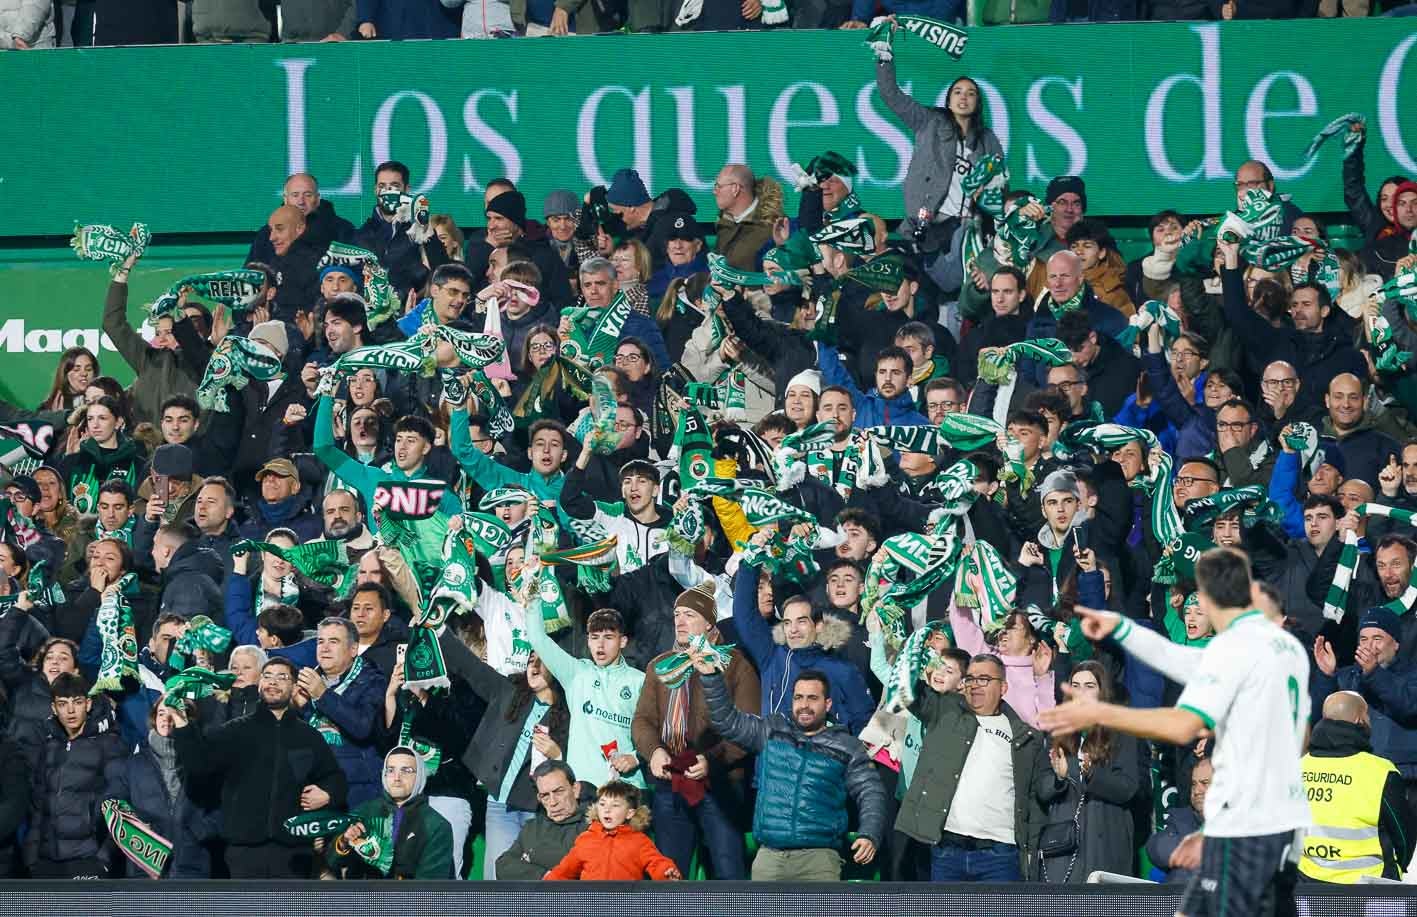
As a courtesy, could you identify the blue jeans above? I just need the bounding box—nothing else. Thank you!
[483,797,536,880]
[930,841,1023,882]
[650,778,747,879]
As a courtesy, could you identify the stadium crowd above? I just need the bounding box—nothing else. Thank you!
[1,0,1409,50]
[1,20,1416,890]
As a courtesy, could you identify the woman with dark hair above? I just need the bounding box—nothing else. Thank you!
[1035,661,1142,883]
[613,337,658,418]
[511,324,587,427]
[103,698,222,877]
[58,396,146,516]
[0,636,91,739]
[40,347,99,413]
[875,56,1005,294]
[436,634,571,879]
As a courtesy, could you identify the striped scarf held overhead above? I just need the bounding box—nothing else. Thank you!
[1321,504,1417,622]
[654,634,733,754]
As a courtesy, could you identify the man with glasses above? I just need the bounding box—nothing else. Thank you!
[497,761,593,879]
[324,746,454,879]
[713,164,776,272]
[1233,160,1304,236]
[1257,361,1321,436]
[923,378,967,426]
[1214,399,1275,488]
[1045,363,1097,422]
[171,657,347,878]
[896,653,1047,882]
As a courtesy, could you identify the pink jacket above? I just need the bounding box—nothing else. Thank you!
[949,602,1056,728]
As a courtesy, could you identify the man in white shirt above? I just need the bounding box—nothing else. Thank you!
[1042,548,1310,917]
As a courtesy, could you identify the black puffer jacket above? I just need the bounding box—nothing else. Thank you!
[0,732,30,877]
[0,612,51,730]
[19,710,127,867]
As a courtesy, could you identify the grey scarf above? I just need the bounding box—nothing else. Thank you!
[148,729,184,803]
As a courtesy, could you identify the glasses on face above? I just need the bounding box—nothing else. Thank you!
[1175,475,1218,488]
[1055,380,1082,393]
[930,400,963,413]
[1261,378,1298,390]
[260,671,293,683]
[1215,420,1252,432]
[383,765,417,777]
[712,181,741,192]
[961,675,1004,686]
[613,421,638,432]
[529,342,557,354]
[1235,179,1267,190]
[1171,349,1201,360]
[614,353,644,365]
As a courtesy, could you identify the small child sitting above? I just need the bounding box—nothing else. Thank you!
[543,781,681,881]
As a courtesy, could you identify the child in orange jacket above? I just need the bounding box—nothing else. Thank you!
[544,781,681,881]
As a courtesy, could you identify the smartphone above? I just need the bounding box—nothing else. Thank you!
[1073,524,1089,554]
[154,474,171,505]
[396,644,407,667]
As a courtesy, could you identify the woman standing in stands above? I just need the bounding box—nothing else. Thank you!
[1035,662,1142,883]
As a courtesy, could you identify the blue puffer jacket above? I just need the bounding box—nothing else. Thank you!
[817,343,929,429]
[300,660,389,807]
[702,674,886,851]
[732,564,876,734]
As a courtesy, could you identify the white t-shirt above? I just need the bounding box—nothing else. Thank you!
[1176,611,1311,838]
[478,582,532,676]
[936,146,975,221]
[944,713,1016,845]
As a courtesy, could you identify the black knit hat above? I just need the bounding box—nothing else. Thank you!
[486,190,527,230]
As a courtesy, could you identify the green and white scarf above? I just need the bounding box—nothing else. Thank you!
[1153,530,1215,588]
[309,655,366,747]
[232,539,352,589]
[398,708,443,777]
[196,335,286,413]
[953,541,1018,634]
[92,573,139,694]
[863,14,968,61]
[71,223,150,273]
[560,292,634,368]
[570,372,620,455]
[162,666,236,709]
[102,799,171,879]
[862,524,963,650]
[653,633,734,690]
[94,515,136,546]
[843,254,906,297]
[995,196,1051,266]
[168,616,232,672]
[1303,113,1365,161]
[977,338,1072,387]
[706,252,802,290]
[810,217,876,255]
[284,809,361,840]
[1116,299,1182,353]
[1220,188,1284,247]
[880,622,950,715]
[403,623,449,692]
[1322,504,1417,622]
[350,812,396,876]
[172,270,268,313]
[1045,282,1089,318]
[1181,485,1276,532]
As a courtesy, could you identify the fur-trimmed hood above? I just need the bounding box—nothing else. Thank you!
[771,611,853,652]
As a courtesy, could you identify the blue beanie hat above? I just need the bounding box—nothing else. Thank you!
[320,264,364,294]
[1358,607,1402,645]
[607,168,651,208]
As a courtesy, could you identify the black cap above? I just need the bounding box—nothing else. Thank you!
[666,213,702,242]
[151,443,193,479]
[5,475,40,504]
[1045,175,1087,210]
[486,190,528,230]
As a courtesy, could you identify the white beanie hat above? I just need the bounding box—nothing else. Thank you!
[786,369,822,396]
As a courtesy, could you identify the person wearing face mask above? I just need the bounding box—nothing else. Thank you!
[1297,689,1413,883]
[103,698,223,877]
[352,160,452,299]
[323,746,454,879]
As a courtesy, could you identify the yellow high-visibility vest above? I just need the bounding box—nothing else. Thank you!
[1299,751,1398,884]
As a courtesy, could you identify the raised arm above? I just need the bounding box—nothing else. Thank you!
[730,562,775,668]
[874,59,930,133]
[522,574,579,686]
[312,394,376,498]
[700,670,768,754]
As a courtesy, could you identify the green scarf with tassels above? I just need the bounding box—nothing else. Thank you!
[560,292,634,368]
[196,335,286,413]
[71,223,150,273]
[92,573,139,694]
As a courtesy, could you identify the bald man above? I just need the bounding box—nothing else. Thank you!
[1299,690,1413,883]
[247,173,355,268]
[1233,160,1304,236]
[1023,250,1127,385]
[1323,373,1402,490]
[713,163,773,271]
[260,204,325,322]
